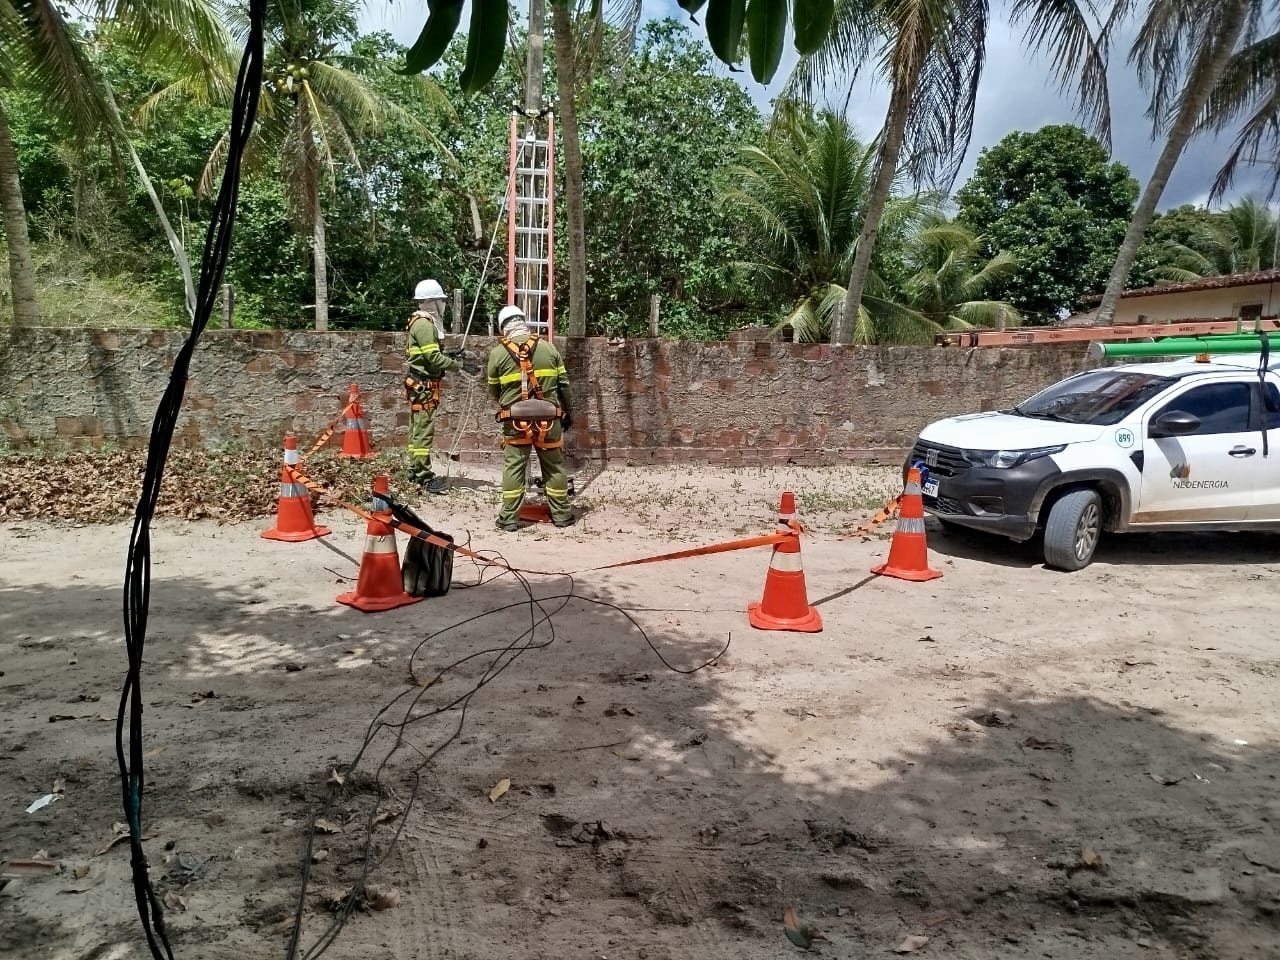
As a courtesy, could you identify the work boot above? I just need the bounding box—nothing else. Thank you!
[424,476,448,495]
[497,520,523,532]
[553,515,576,528]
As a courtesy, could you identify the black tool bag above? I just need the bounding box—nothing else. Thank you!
[384,494,454,598]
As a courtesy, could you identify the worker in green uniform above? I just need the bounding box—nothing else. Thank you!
[486,305,574,531]
[404,278,461,493]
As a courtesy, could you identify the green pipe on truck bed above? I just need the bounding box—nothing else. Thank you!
[1087,334,1280,361]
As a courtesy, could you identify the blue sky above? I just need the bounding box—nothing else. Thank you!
[362,1,1270,209]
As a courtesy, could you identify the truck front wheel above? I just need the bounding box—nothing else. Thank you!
[1043,488,1102,571]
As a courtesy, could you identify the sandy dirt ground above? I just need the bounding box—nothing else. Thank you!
[2,462,1279,960]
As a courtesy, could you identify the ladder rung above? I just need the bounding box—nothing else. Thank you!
[514,227,550,234]
[513,257,549,265]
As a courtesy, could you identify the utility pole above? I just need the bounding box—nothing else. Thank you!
[526,0,544,115]
[508,0,555,340]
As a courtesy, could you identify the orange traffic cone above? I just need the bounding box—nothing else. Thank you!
[871,466,942,582]
[748,492,822,633]
[339,383,375,459]
[261,434,331,542]
[337,475,424,613]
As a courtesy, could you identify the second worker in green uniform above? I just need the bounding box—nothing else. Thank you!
[486,305,575,531]
[404,278,462,493]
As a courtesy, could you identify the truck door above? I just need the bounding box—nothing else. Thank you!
[1133,380,1258,524]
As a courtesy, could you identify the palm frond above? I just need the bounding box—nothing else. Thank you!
[10,0,110,139]
[777,0,878,109]
[1009,0,1111,147]
[952,299,1024,327]
[897,0,989,190]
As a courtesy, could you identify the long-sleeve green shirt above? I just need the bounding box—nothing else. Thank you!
[406,312,460,380]
[486,334,572,414]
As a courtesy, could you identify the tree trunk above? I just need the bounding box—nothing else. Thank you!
[1095,1,1248,325]
[313,203,329,331]
[103,80,197,320]
[552,2,588,339]
[838,65,920,345]
[0,99,39,326]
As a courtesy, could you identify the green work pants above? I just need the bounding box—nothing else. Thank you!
[499,441,571,525]
[408,409,436,482]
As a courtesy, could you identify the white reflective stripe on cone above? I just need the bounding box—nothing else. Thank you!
[284,447,300,466]
[770,549,804,572]
[346,418,366,429]
[363,533,397,554]
[897,516,927,534]
[904,481,921,495]
[280,483,309,498]
[372,495,389,512]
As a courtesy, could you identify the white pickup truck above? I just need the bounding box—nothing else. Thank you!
[906,353,1280,570]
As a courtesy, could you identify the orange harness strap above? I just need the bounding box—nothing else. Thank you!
[496,335,563,449]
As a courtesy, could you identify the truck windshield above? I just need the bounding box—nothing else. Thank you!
[1013,370,1176,425]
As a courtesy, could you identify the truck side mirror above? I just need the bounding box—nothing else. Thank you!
[1149,410,1201,438]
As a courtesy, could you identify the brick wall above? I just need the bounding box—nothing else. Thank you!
[0,327,1092,465]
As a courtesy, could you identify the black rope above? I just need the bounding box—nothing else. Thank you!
[116,4,265,958]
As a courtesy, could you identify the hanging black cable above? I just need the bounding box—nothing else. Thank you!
[115,3,265,957]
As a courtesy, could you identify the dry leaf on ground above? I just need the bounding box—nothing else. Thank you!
[489,778,511,803]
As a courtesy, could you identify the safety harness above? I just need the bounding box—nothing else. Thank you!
[496,334,563,449]
[404,312,443,412]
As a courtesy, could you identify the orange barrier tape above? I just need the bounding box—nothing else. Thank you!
[300,401,354,462]
[838,495,901,541]
[285,462,800,577]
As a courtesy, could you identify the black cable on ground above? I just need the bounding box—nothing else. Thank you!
[282,547,731,960]
[116,4,265,958]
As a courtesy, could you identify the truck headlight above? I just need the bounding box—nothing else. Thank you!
[963,444,1066,469]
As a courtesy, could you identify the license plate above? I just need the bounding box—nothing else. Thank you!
[922,478,939,498]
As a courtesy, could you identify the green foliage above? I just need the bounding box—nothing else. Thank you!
[721,107,1016,344]
[0,236,186,328]
[956,124,1154,323]
[572,20,771,338]
[1144,197,1278,282]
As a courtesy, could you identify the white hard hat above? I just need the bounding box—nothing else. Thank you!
[497,304,526,330]
[413,278,446,301]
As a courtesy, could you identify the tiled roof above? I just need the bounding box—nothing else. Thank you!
[1082,268,1280,303]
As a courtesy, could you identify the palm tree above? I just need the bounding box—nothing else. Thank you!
[783,0,1111,344]
[1094,0,1259,325]
[200,0,449,330]
[0,1,225,325]
[897,213,1024,329]
[721,109,946,344]
[551,2,588,339]
[548,0,644,338]
[1200,18,1280,202]
[1152,196,1277,280]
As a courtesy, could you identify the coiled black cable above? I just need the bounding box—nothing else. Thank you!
[116,3,265,957]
